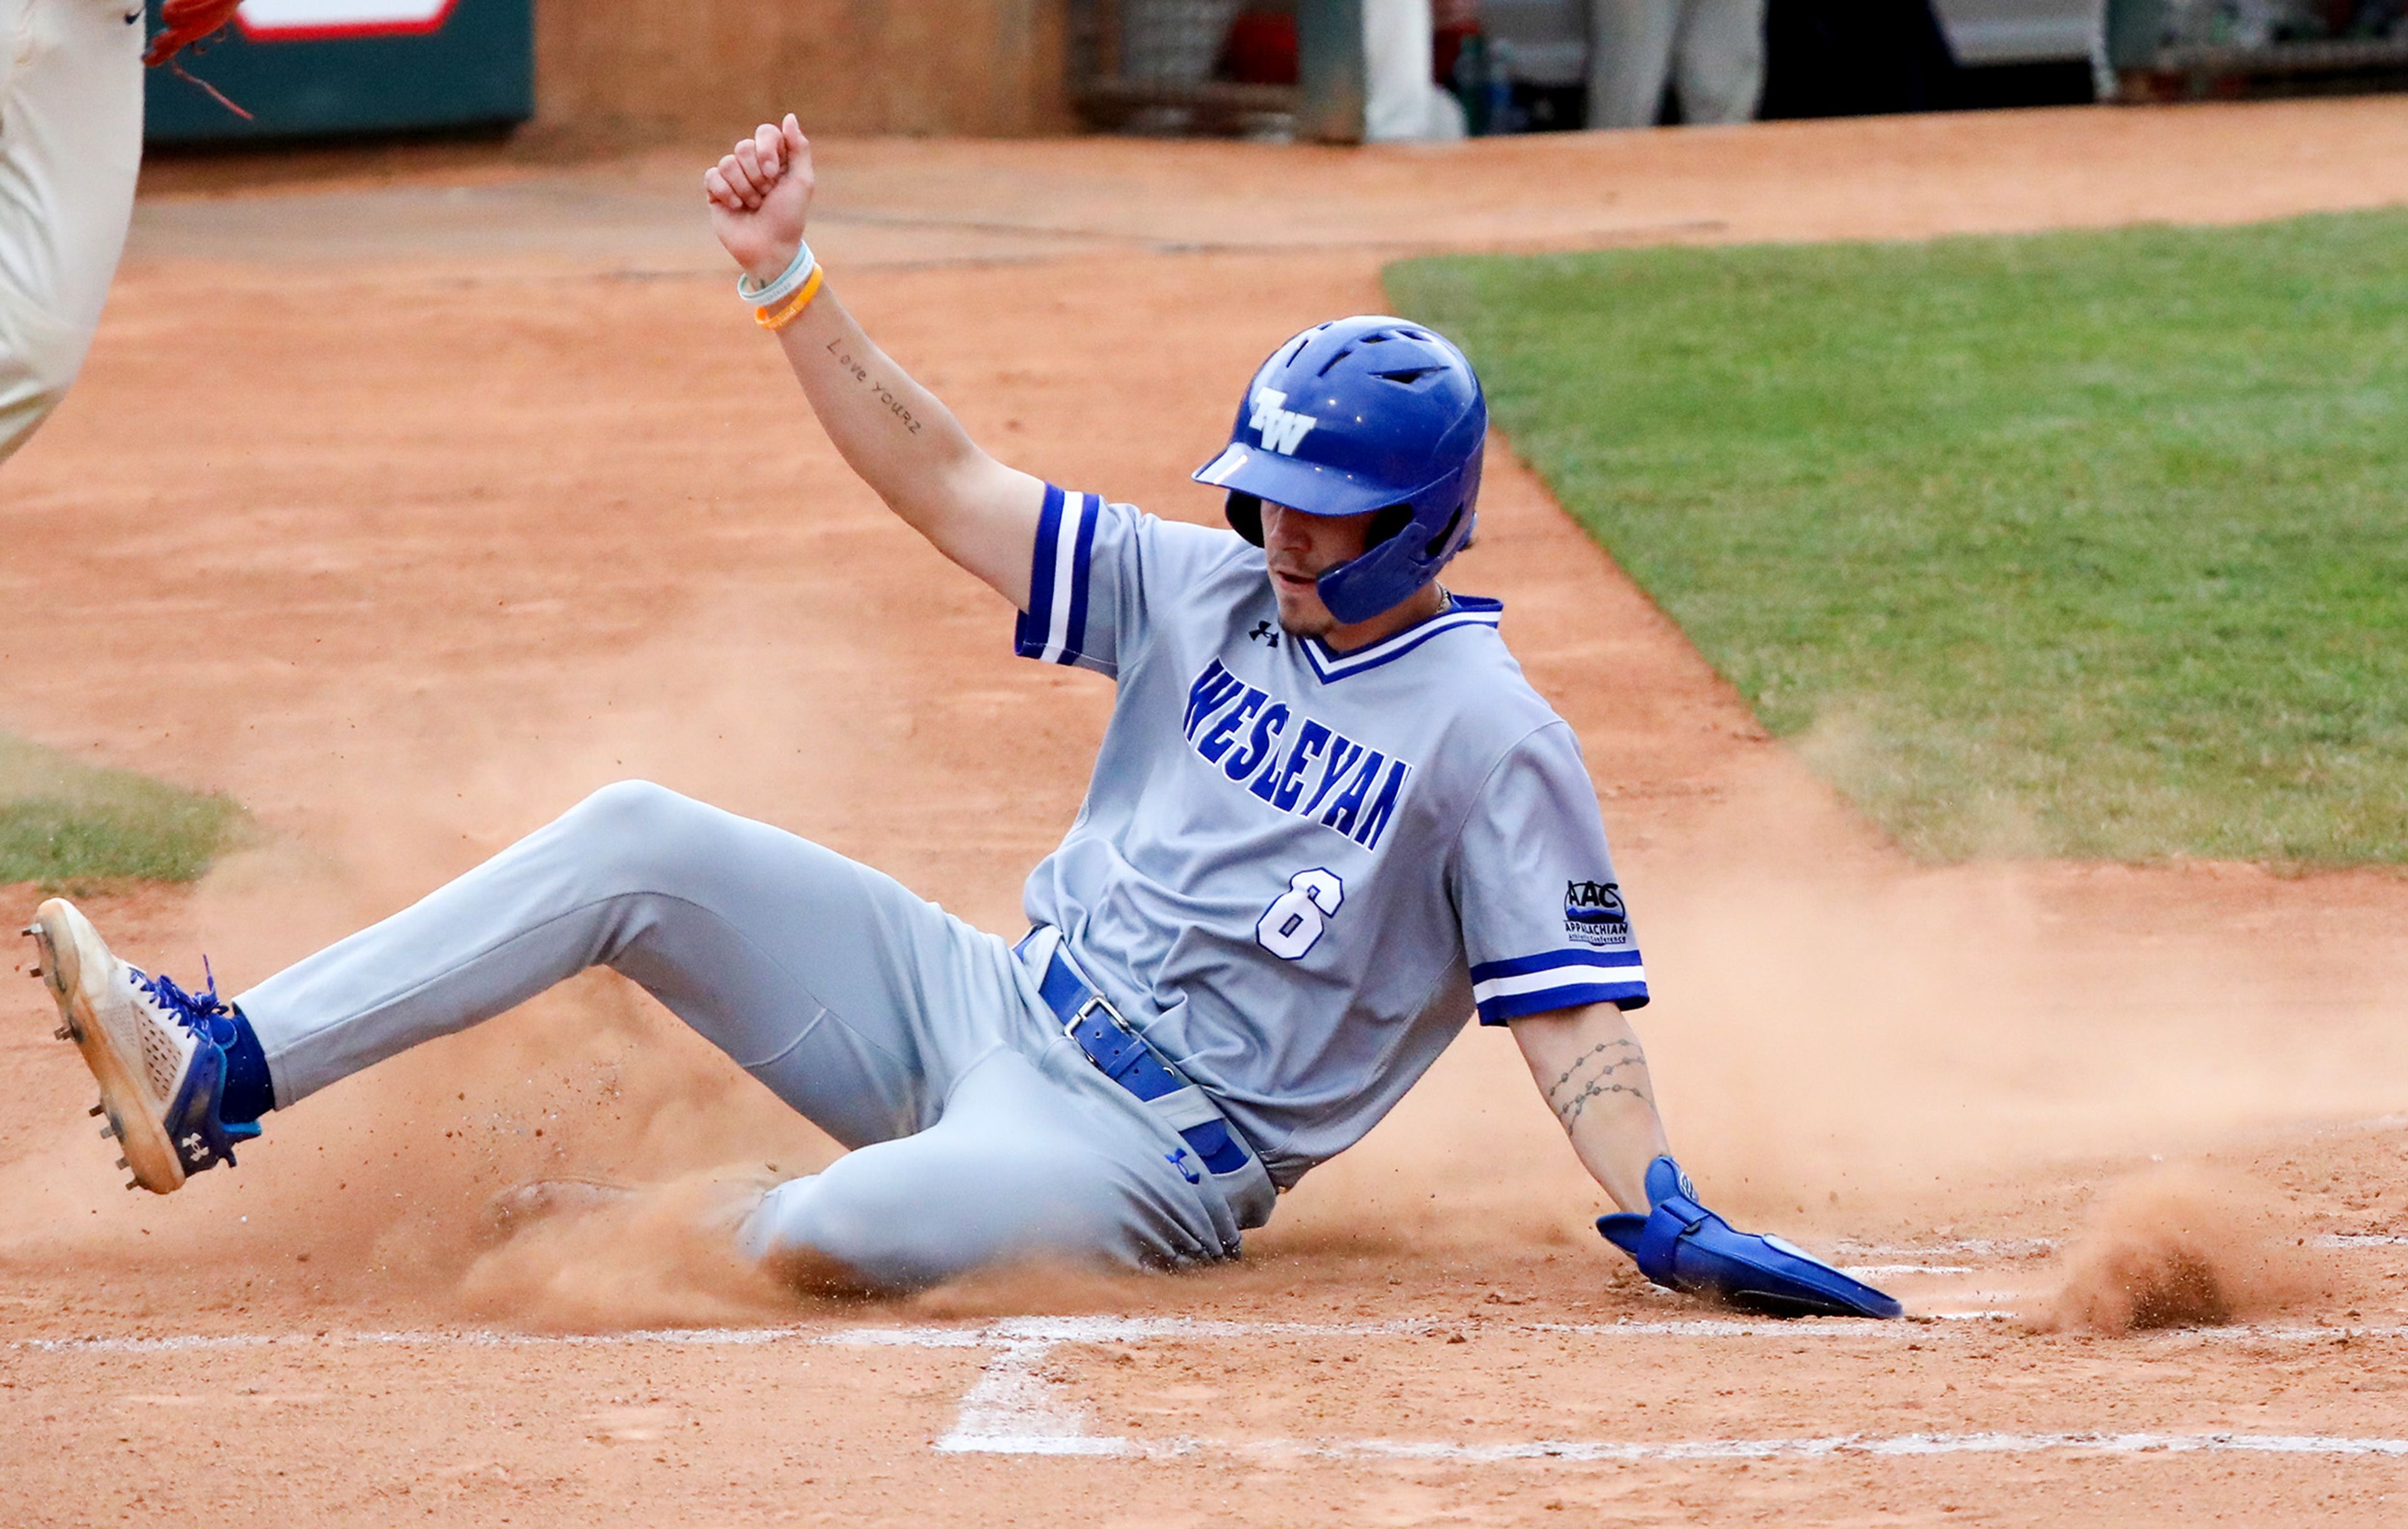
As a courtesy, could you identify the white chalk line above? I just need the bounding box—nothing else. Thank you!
[8,1317,1425,1356]
[1837,1234,2402,1256]
[17,1311,2408,1357]
[944,1338,1119,1454]
[19,1313,2408,1464]
[919,1318,2408,1459]
[948,1431,2408,1463]
[1835,1238,2060,1259]
[7,1315,1948,1355]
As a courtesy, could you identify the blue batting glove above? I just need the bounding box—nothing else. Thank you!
[1597,1156,1902,1320]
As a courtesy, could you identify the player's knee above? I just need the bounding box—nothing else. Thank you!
[572,778,691,825]
[554,779,715,881]
[0,317,92,454]
[736,1172,937,1296]
[13,347,78,414]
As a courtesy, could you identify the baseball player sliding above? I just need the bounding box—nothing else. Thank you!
[1,0,240,462]
[26,116,1896,1319]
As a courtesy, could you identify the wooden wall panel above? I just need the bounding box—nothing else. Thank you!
[534,1,1074,139]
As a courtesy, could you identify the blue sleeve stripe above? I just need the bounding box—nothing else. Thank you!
[1470,948,1644,982]
[1060,492,1098,665]
[1012,483,1069,661]
[1476,980,1651,1026]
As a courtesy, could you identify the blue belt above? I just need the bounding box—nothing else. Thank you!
[1014,928,1253,1182]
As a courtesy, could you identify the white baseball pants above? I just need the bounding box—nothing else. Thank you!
[235,781,1267,1293]
[1363,0,1468,142]
[0,0,143,463]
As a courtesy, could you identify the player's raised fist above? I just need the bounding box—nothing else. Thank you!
[706,115,815,286]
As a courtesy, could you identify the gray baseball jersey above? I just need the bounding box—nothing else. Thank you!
[1015,485,1647,1188]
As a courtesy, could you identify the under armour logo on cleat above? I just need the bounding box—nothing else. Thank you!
[1164,1147,1201,1185]
[180,1133,211,1162]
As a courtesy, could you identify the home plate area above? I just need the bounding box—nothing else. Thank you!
[34,1308,2404,1468]
[19,1217,2408,1487]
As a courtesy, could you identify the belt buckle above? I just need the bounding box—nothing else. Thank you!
[1063,990,1112,1041]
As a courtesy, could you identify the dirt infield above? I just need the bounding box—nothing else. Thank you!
[6,100,2408,1525]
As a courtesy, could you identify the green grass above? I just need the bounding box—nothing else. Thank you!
[1385,211,2408,865]
[0,732,249,886]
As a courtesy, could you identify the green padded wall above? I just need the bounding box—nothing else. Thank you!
[144,0,532,144]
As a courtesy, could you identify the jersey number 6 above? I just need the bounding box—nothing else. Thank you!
[1257,868,1345,960]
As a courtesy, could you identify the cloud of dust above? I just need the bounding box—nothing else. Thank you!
[902,1258,1176,1322]
[1791,705,2056,862]
[0,603,949,1327]
[2025,1165,2325,1333]
[456,1167,795,1333]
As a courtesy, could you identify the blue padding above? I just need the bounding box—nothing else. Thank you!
[1596,1156,1902,1320]
[219,1009,275,1124]
[159,1031,261,1175]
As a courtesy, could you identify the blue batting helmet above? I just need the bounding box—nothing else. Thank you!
[1191,315,1487,625]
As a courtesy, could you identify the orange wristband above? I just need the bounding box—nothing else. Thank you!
[755,265,825,332]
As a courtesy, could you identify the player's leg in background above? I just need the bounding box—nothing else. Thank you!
[0,0,145,462]
[1585,0,1678,130]
[235,780,1017,1152]
[737,1043,1238,1293]
[1671,0,1766,125]
[1362,0,1467,142]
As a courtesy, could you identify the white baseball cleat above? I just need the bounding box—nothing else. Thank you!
[24,897,257,1194]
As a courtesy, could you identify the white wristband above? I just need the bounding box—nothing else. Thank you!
[736,240,816,307]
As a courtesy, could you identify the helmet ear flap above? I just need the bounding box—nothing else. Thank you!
[1421,500,1469,559]
[1225,491,1265,546]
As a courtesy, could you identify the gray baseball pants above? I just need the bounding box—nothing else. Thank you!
[235,780,1267,1291]
[1587,0,1765,130]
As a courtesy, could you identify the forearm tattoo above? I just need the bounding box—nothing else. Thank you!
[820,335,926,436]
[1544,1037,1654,1128]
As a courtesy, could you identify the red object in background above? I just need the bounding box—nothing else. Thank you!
[1218,6,1479,90]
[1434,0,1481,81]
[1434,22,1477,84]
[1218,10,1299,85]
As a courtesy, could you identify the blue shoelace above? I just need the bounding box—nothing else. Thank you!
[137,959,239,1051]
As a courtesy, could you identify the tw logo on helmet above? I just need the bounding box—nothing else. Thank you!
[1247,388,1319,456]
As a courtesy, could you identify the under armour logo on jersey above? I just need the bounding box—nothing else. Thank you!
[1247,619,1281,649]
[1247,388,1319,456]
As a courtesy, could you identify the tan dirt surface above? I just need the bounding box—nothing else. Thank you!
[5,102,2408,1525]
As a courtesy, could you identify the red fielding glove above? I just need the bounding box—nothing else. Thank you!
[145,0,247,67]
